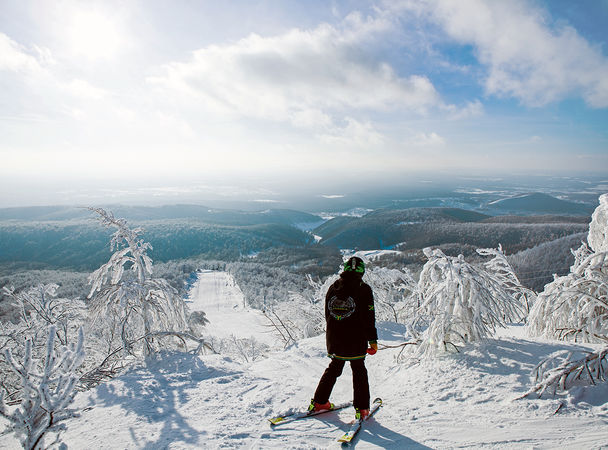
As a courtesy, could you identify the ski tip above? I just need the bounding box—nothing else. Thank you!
[338,436,354,444]
[373,397,383,405]
[268,417,285,426]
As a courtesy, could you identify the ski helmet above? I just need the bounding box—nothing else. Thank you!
[343,256,365,274]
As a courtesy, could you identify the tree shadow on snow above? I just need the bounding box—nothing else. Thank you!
[93,351,241,448]
[377,321,409,342]
[462,335,596,390]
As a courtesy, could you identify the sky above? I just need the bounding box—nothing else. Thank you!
[1,0,607,207]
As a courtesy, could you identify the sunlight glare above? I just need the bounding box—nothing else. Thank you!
[66,9,123,60]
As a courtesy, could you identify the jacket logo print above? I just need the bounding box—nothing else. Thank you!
[328,295,356,320]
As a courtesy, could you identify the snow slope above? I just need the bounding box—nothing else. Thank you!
[185,270,275,346]
[2,272,608,449]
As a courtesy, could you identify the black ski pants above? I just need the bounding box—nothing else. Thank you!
[313,357,370,410]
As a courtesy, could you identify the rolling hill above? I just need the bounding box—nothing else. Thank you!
[313,207,587,253]
[486,193,594,215]
[0,205,323,228]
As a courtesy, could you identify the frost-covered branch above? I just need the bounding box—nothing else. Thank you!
[263,309,299,347]
[0,326,85,450]
[2,284,85,346]
[206,335,268,363]
[518,346,608,399]
[366,267,420,323]
[0,285,86,403]
[264,272,338,345]
[477,245,536,316]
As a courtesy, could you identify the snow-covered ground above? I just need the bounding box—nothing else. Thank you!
[2,271,608,449]
[350,249,403,261]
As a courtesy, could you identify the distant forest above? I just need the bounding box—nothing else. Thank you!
[0,204,592,322]
[0,220,313,271]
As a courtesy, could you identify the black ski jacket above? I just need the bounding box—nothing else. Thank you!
[325,272,377,360]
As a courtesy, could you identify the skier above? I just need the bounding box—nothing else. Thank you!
[308,256,378,420]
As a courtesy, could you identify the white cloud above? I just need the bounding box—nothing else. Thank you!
[425,0,608,107]
[321,194,345,199]
[0,33,43,73]
[320,117,385,147]
[289,108,332,129]
[63,8,126,61]
[147,17,443,132]
[63,79,107,100]
[154,111,196,139]
[253,199,281,204]
[443,99,484,120]
[408,132,446,147]
[0,33,111,113]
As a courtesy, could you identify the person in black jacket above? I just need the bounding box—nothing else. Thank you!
[308,256,378,420]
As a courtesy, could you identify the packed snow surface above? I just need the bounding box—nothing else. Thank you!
[2,271,608,449]
[185,270,275,346]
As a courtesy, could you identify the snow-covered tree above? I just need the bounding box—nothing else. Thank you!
[0,285,86,404]
[268,273,337,345]
[87,208,191,357]
[414,248,524,356]
[0,325,85,450]
[206,335,269,363]
[302,273,339,306]
[522,194,608,399]
[477,245,536,316]
[3,284,86,346]
[528,194,608,343]
[365,266,419,323]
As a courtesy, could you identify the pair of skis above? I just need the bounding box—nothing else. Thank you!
[268,397,383,445]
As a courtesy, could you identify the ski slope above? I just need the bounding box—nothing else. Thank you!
[2,271,608,448]
[185,270,275,346]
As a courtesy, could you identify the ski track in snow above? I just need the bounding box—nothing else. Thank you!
[2,270,608,449]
